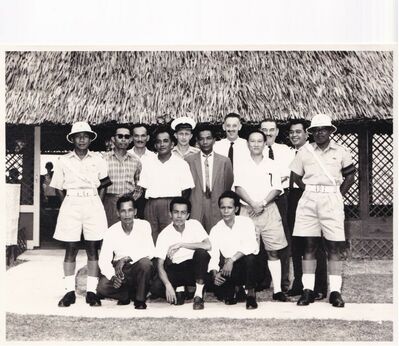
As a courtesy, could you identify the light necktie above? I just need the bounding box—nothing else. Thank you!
[228,142,234,168]
[268,145,274,160]
[204,154,211,198]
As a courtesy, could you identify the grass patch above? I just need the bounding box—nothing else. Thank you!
[6,314,393,341]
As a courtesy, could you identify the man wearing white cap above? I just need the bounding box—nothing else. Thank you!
[171,116,200,159]
[50,121,112,307]
[290,114,356,308]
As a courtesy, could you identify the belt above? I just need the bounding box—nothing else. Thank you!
[67,189,98,197]
[305,185,339,193]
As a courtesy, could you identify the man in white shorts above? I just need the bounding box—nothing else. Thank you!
[235,130,288,302]
[290,114,356,307]
[50,121,111,307]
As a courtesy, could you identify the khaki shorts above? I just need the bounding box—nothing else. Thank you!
[293,191,345,241]
[53,195,108,242]
[241,203,287,251]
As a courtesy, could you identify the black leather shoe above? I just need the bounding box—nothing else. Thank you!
[224,297,238,305]
[117,298,131,305]
[297,289,315,306]
[236,286,247,302]
[86,292,102,306]
[134,301,147,309]
[193,296,204,310]
[272,291,288,302]
[314,292,327,301]
[287,288,303,297]
[58,291,76,307]
[246,296,258,310]
[175,292,185,305]
[329,291,345,308]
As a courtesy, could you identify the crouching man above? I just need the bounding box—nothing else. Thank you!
[208,191,260,309]
[97,195,155,309]
[153,197,211,310]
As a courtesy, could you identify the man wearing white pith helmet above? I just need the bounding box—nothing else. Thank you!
[290,114,355,308]
[50,121,112,307]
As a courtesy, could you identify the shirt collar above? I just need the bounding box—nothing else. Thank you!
[69,149,93,160]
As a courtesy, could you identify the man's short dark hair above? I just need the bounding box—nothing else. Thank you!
[218,190,241,209]
[224,112,241,122]
[195,123,216,139]
[169,197,192,214]
[259,118,278,127]
[45,162,53,170]
[288,118,310,131]
[114,124,132,136]
[247,129,267,142]
[116,195,135,211]
[132,123,149,135]
[153,125,177,145]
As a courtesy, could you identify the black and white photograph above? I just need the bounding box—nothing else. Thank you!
[1,0,397,344]
[3,49,394,342]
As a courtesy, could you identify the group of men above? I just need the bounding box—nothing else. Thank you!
[49,111,355,310]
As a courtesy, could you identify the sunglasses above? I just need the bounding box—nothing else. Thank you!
[116,134,131,139]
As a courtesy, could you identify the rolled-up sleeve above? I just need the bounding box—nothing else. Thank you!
[49,157,64,190]
[241,219,259,255]
[98,232,115,280]
[207,230,221,272]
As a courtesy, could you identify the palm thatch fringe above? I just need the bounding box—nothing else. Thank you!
[5,51,393,125]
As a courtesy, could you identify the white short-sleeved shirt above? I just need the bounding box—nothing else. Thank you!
[138,154,195,198]
[234,155,283,204]
[50,150,109,190]
[155,219,209,264]
[99,220,155,280]
[290,141,355,186]
[263,143,295,189]
[208,216,259,272]
[128,147,157,171]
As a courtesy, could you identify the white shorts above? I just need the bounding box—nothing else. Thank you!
[293,191,345,241]
[241,203,287,251]
[53,195,107,242]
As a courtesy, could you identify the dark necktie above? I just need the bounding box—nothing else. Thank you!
[228,142,234,168]
[203,154,211,198]
[268,145,274,160]
[289,149,298,189]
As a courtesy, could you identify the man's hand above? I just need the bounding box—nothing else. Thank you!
[111,275,124,289]
[213,271,226,286]
[114,258,128,278]
[249,202,264,217]
[165,283,177,304]
[221,258,234,277]
[167,243,181,260]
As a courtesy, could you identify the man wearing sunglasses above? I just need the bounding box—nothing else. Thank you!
[103,125,143,227]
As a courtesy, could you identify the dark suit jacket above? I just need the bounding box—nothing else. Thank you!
[185,152,234,231]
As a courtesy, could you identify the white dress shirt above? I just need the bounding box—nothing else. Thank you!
[263,143,295,189]
[128,147,157,171]
[208,216,259,272]
[138,153,195,198]
[234,155,283,204]
[200,151,214,191]
[99,220,155,280]
[155,219,209,264]
[214,137,250,170]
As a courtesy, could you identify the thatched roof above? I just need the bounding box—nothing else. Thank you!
[5,51,393,125]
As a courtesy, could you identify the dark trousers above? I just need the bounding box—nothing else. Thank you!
[288,188,328,294]
[103,194,120,227]
[135,195,147,220]
[97,257,154,302]
[151,249,210,297]
[275,191,290,291]
[144,197,173,244]
[213,254,257,299]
